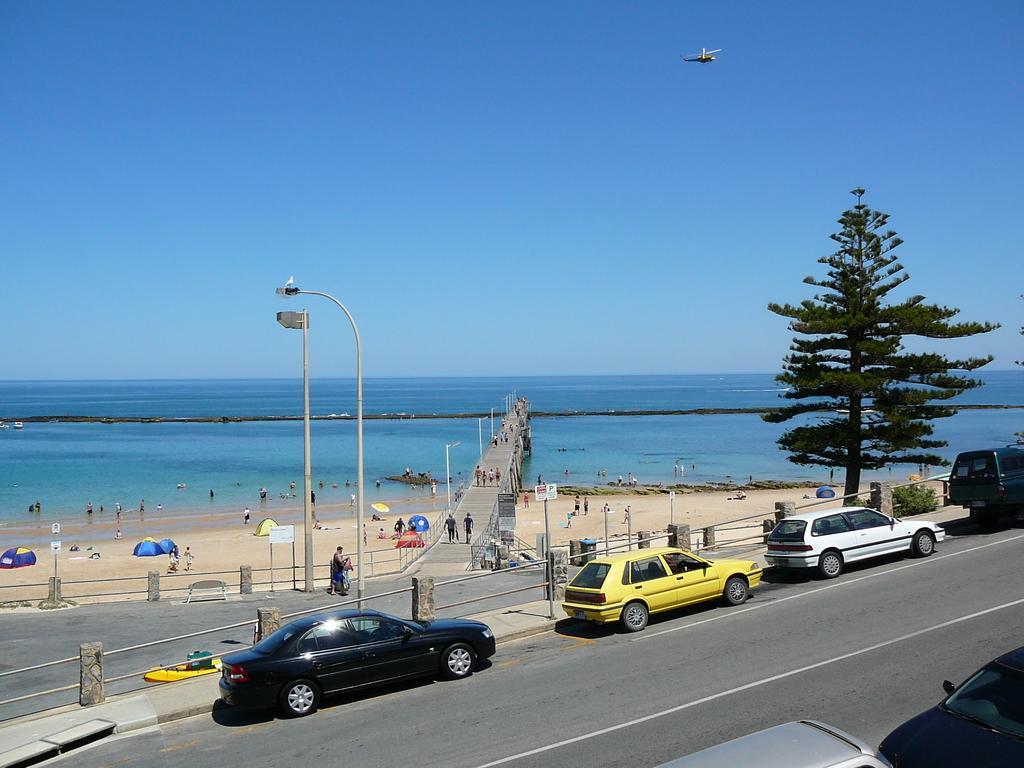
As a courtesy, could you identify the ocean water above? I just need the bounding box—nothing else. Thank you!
[1,374,1021,526]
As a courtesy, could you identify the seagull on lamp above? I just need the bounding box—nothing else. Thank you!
[277,276,300,297]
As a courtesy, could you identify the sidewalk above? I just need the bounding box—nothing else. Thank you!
[0,600,562,765]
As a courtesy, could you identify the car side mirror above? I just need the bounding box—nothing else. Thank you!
[942,680,955,695]
[403,627,414,640]
[890,517,896,528]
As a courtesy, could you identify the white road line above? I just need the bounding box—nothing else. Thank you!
[473,596,1024,768]
[633,532,1024,641]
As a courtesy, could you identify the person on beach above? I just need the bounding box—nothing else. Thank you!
[86,502,93,517]
[463,512,473,543]
[446,513,457,543]
[622,506,631,525]
[523,491,529,508]
[377,527,386,539]
[330,546,350,595]
[244,507,251,525]
[210,489,214,499]
[34,501,41,515]
[140,499,145,513]
[566,510,572,528]
[395,518,406,535]
[114,528,123,540]
[156,503,163,513]
[574,495,580,516]
[350,493,356,508]
[184,546,193,570]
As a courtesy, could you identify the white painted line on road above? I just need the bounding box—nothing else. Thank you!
[474,595,1024,768]
[634,532,1024,642]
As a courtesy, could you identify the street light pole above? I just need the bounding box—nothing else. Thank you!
[276,309,314,593]
[278,281,367,608]
[478,418,483,456]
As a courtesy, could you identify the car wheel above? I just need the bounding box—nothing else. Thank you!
[723,576,749,606]
[440,643,476,680]
[621,601,649,632]
[279,679,319,717]
[911,529,935,557]
[818,550,843,579]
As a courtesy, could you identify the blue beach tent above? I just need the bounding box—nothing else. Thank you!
[815,486,836,499]
[158,538,177,554]
[408,515,430,532]
[133,538,165,557]
[0,547,37,569]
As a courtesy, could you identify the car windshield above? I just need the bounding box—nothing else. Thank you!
[944,665,1024,738]
[570,562,611,589]
[251,623,308,655]
[770,520,806,541]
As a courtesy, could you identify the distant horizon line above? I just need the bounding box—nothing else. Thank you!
[0,370,1019,384]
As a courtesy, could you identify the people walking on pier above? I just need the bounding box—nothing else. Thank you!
[474,466,482,486]
[495,467,501,484]
[464,512,473,542]
[446,513,457,543]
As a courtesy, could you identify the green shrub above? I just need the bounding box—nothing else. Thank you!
[892,485,938,518]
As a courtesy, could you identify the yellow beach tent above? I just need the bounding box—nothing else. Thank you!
[254,518,279,537]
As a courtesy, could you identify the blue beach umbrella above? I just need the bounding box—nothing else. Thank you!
[0,547,37,569]
[158,538,176,554]
[408,515,430,532]
[815,486,836,499]
[133,539,165,557]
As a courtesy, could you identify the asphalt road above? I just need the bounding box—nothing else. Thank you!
[52,520,1024,768]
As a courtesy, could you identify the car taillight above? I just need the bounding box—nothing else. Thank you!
[768,543,813,552]
[225,663,249,683]
[999,484,1006,498]
[566,590,607,604]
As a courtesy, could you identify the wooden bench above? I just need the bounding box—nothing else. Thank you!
[185,579,228,603]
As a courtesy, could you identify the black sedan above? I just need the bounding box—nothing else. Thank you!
[219,608,495,717]
[879,645,1024,767]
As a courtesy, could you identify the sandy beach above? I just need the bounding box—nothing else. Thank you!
[0,481,915,604]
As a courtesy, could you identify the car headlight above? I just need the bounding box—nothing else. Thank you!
[482,629,493,639]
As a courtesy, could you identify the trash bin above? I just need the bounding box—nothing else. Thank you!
[186,650,214,671]
[580,538,597,565]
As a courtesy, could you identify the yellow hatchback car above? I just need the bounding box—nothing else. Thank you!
[562,547,762,632]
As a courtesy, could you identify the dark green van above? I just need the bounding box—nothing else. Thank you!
[946,447,1024,524]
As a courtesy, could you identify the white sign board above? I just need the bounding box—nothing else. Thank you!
[268,525,294,545]
[534,483,558,501]
[50,540,61,553]
[51,522,61,535]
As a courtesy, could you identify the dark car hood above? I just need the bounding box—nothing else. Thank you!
[881,707,1024,768]
[421,618,489,634]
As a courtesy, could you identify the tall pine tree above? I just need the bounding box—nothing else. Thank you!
[764,189,998,496]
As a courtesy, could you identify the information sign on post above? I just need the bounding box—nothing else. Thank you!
[498,493,516,545]
[534,484,558,502]
[51,522,61,535]
[268,525,295,544]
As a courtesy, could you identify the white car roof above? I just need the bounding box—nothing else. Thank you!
[778,506,875,523]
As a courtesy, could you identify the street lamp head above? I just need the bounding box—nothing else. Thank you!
[276,310,307,330]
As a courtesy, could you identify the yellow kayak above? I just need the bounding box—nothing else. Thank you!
[144,658,222,683]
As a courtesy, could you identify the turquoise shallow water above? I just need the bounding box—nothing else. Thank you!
[1,374,1021,526]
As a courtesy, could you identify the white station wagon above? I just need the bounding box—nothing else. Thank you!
[766,507,945,579]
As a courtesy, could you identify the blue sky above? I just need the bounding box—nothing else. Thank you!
[2,1,1021,379]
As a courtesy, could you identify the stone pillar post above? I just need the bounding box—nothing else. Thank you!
[870,482,894,516]
[494,545,509,571]
[667,523,691,550]
[546,549,567,601]
[412,576,436,623]
[48,576,62,603]
[79,642,104,706]
[147,571,160,602]
[239,564,253,595]
[762,519,775,544]
[703,526,716,549]
[774,501,795,522]
[637,531,649,549]
[257,607,280,641]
